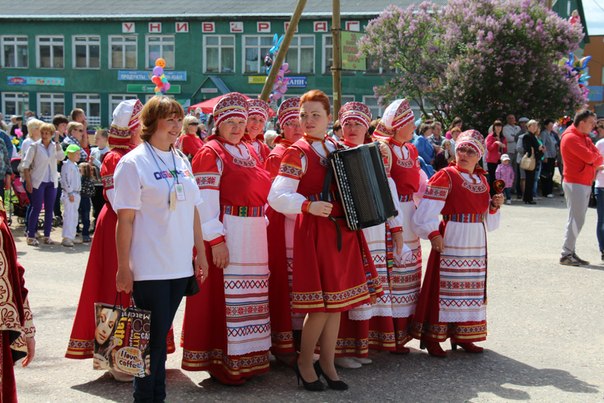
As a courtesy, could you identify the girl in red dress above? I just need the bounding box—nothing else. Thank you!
[265,97,305,359]
[181,92,272,385]
[245,99,271,165]
[268,90,382,391]
[411,130,503,357]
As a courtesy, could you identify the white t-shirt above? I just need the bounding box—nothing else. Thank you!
[113,142,203,281]
[595,139,604,188]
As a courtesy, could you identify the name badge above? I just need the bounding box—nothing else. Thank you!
[175,183,186,201]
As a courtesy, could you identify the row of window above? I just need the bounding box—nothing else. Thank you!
[1,92,390,126]
[1,34,388,75]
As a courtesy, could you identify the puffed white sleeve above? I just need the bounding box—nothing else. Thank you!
[386,177,404,230]
[192,147,224,244]
[411,170,450,240]
[485,207,501,232]
[268,148,308,215]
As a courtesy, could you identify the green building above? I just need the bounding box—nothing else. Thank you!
[0,0,444,127]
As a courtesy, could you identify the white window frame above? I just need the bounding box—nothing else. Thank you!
[1,36,28,68]
[36,35,64,69]
[109,35,138,69]
[322,35,333,75]
[73,93,101,126]
[1,92,30,117]
[286,35,315,74]
[203,35,236,74]
[242,35,273,74]
[72,35,101,69]
[37,93,65,122]
[108,94,138,122]
[145,35,175,69]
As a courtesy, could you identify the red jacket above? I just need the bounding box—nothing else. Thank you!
[561,124,603,186]
[485,133,507,164]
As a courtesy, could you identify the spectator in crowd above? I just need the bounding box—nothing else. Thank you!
[178,115,204,160]
[52,114,69,143]
[434,139,455,171]
[21,119,44,158]
[521,120,543,205]
[540,119,557,198]
[560,109,604,266]
[0,112,8,131]
[21,123,64,246]
[0,129,11,193]
[449,126,461,152]
[485,120,507,195]
[70,108,88,133]
[429,121,444,149]
[594,118,604,261]
[10,116,27,147]
[445,117,462,139]
[62,122,88,162]
[331,119,342,140]
[515,117,530,197]
[90,129,109,169]
[414,123,435,166]
[60,145,83,247]
[496,154,515,205]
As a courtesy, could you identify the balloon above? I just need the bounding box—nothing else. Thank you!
[279,84,288,93]
[15,128,22,137]
[272,91,283,101]
[580,56,591,69]
[155,58,166,68]
[151,75,162,85]
[164,82,171,91]
[161,76,168,83]
[154,86,162,93]
[153,66,164,76]
[281,62,289,72]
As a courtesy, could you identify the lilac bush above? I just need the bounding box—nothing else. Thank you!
[359,0,586,131]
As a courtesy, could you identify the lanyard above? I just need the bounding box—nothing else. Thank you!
[145,142,179,205]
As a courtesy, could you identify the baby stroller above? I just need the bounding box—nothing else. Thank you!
[9,157,30,227]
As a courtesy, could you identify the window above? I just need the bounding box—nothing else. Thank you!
[73,35,100,69]
[366,55,396,74]
[37,93,65,121]
[1,36,28,68]
[109,36,137,69]
[243,35,273,74]
[204,35,235,73]
[36,36,64,69]
[146,35,174,69]
[286,35,314,74]
[109,94,138,122]
[363,96,385,119]
[327,95,356,106]
[73,94,101,126]
[1,93,29,117]
[323,35,333,74]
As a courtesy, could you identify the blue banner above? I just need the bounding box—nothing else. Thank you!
[287,76,307,88]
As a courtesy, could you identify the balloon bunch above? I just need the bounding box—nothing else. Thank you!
[264,34,284,74]
[563,53,591,98]
[270,63,291,102]
[150,58,171,95]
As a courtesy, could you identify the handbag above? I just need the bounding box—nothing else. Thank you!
[520,148,536,171]
[93,299,152,378]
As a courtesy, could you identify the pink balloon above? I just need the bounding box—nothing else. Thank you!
[164,82,171,91]
[272,91,283,101]
[279,84,288,93]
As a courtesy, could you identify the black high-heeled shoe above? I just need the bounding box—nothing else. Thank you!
[313,361,349,390]
[294,362,325,391]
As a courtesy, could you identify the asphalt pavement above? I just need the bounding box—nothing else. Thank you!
[10,192,604,402]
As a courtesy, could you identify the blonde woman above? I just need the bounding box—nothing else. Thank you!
[178,115,204,160]
[21,118,44,158]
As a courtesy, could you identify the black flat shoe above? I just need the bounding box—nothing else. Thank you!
[294,362,325,391]
[314,361,349,390]
[524,201,536,205]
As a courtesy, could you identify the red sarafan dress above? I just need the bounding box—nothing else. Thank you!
[410,165,500,343]
[65,148,176,359]
[246,134,271,166]
[268,136,382,314]
[264,138,302,354]
[181,136,272,385]
[0,209,35,403]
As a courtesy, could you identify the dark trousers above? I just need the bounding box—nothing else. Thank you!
[78,196,91,237]
[54,183,62,218]
[91,185,105,224]
[27,182,56,238]
[132,277,188,403]
[523,169,535,203]
[541,158,555,196]
[487,162,499,196]
[596,188,604,252]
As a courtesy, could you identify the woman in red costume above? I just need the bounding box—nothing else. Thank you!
[245,99,271,165]
[0,206,35,402]
[332,102,405,369]
[64,99,176,380]
[181,92,272,385]
[265,97,304,359]
[411,130,503,357]
[268,90,382,392]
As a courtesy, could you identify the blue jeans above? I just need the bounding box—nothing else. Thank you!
[27,182,57,238]
[503,188,511,201]
[132,277,188,403]
[596,188,604,252]
[78,196,91,237]
[533,160,542,197]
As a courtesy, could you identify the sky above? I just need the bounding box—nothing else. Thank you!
[582,0,604,36]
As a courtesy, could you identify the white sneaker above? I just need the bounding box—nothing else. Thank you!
[62,238,74,247]
[505,200,512,205]
[73,237,83,244]
[352,357,373,365]
[334,357,362,369]
[546,194,554,198]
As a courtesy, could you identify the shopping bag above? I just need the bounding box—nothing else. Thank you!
[93,302,152,378]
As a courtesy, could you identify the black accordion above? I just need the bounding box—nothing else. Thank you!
[328,142,398,230]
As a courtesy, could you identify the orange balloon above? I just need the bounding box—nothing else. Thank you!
[155,58,166,68]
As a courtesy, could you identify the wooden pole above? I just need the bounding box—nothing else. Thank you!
[331,0,342,121]
[260,0,307,101]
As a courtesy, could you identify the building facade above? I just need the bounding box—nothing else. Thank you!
[0,1,434,127]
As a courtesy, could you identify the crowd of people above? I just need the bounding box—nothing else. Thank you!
[2,90,604,402]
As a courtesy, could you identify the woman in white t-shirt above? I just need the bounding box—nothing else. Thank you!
[113,96,209,403]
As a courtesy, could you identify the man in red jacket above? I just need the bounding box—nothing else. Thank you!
[560,109,604,266]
